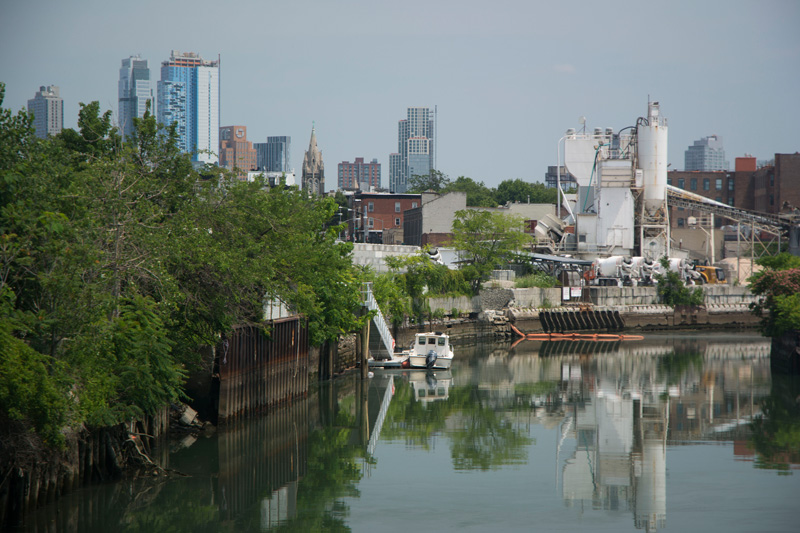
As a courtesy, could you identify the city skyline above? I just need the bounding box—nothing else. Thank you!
[1,0,798,189]
[118,56,153,141]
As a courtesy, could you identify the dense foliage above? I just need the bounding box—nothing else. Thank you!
[408,172,558,207]
[654,257,704,307]
[749,253,800,337]
[0,84,364,445]
[449,209,534,293]
[371,249,470,326]
[514,272,559,289]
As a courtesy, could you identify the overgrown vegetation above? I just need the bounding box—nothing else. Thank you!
[371,249,471,327]
[514,272,559,288]
[449,209,534,293]
[407,171,558,207]
[0,84,365,446]
[749,253,800,338]
[654,257,704,307]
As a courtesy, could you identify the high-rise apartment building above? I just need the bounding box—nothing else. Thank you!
[389,107,435,193]
[254,136,291,172]
[301,126,324,195]
[338,158,381,190]
[27,85,63,139]
[157,50,219,164]
[118,56,153,140]
[219,125,257,179]
[684,135,729,171]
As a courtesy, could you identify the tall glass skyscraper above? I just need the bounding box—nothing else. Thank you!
[157,50,219,164]
[27,85,62,139]
[118,56,153,140]
[684,135,729,171]
[255,136,291,172]
[389,107,434,193]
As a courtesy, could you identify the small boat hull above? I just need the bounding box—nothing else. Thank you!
[407,353,453,370]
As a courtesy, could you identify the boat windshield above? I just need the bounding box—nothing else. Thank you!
[438,337,446,346]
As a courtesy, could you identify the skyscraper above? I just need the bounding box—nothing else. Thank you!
[219,125,257,179]
[389,107,434,193]
[157,50,219,164]
[301,126,324,195]
[118,56,153,140]
[684,135,729,171]
[255,136,291,172]
[27,85,63,139]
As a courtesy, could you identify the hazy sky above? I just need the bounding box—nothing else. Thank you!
[2,0,798,189]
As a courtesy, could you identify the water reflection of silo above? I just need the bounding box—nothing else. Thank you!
[632,399,668,532]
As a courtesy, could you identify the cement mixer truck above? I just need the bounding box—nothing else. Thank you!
[584,256,690,286]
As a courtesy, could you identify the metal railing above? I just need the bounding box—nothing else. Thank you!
[361,282,395,356]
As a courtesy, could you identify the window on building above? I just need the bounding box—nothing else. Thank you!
[368,217,374,228]
[727,198,734,206]
[703,178,710,191]
[690,178,697,191]
[395,217,400,226]
[770,194,774,206]
[715,197,722,203]
[412,202,418,208]
[678,218,685,227]
[770,174,774,186]
[728,178,734,191]
[715,178,722,190]
[678,178,685,189]
[368,202,374,212]
[395,202,401,212]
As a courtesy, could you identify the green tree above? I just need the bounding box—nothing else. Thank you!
[0,92,367,446]
[442,176,497,207]
[449,209,533,293]
[495,179,557,205]
[407,169,450,193]
[749,254,800,338]
[654,257,704,307]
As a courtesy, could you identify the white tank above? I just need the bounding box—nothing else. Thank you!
[637,102,668,215]
[595,255,625,277]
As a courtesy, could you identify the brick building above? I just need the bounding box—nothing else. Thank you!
[338,157,381,191]
[219,125,257,179]
[347,192,421,244]
[667,152,800,228]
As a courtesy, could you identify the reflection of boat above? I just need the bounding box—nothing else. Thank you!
[410,370,452,403]
[406,332,454,369]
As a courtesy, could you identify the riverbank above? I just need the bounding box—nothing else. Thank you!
[327,285,763,377]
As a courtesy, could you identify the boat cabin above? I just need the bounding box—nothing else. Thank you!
[414,332,450,355]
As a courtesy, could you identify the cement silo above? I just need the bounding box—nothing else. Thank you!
[637,102,669,216]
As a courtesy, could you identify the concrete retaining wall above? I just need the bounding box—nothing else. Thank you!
[427,295,481,316]
[702,285,758,305]
[510,288,562,308]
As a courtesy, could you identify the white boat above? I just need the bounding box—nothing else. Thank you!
[405,332,454,370]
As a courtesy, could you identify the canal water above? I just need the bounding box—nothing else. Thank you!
[15,331,800,532]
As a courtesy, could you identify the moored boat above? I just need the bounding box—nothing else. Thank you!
[406,331,454,370]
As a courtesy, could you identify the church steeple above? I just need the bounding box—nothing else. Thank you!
[302,124,324,196]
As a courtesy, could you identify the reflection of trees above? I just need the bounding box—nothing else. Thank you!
[271,425,362,532]
[749,375,800,473]
[380,378,449,448]
[380,380,532,470]
[121,480,220,532]
[449,404,532,471]
[657,349,704,385]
